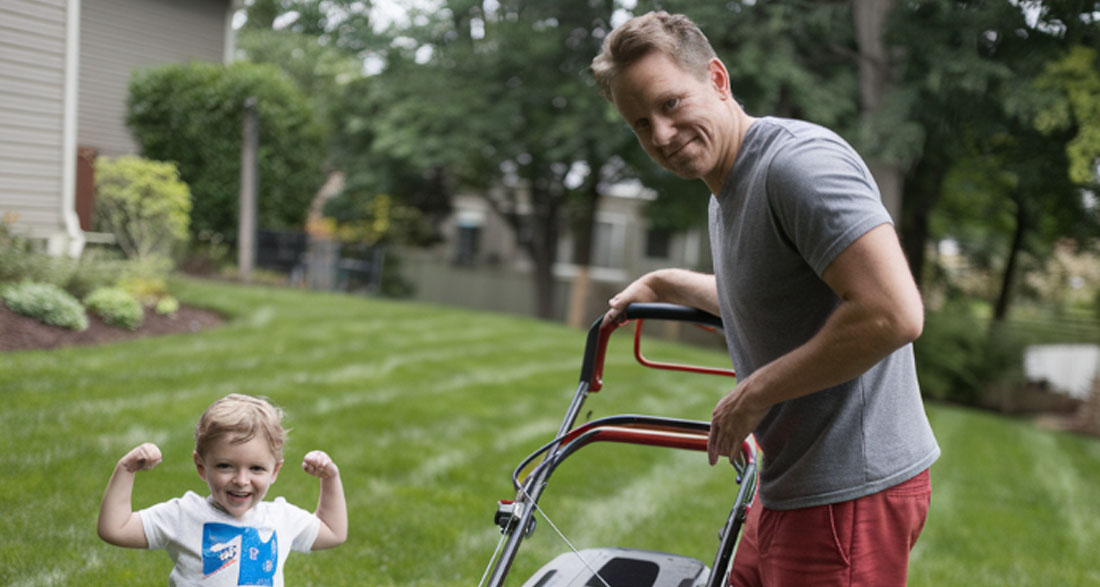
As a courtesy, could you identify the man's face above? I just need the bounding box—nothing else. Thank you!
[610,52,731,182]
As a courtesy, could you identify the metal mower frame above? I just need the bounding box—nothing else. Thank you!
[481,303,758,587]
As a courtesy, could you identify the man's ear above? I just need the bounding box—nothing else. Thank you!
[708,57,732,100]
[193,451,206,481]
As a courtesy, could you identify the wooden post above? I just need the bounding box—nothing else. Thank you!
[239,97,259,282]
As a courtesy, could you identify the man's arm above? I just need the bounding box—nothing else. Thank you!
[98,443,161,548]
[302,450,348,550]
[603,268,719,326]
[707,223,923,464]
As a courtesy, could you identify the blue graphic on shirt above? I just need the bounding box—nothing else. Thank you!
[202,523,278,586]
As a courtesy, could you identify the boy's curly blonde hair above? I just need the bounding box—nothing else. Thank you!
[194,394,287,462]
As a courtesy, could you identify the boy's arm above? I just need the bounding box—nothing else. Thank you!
[302,450,348,550]
[98,443,161,548]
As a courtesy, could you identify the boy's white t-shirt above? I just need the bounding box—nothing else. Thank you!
[139,491,321,587]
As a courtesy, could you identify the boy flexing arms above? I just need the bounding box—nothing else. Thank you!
[98,394,346,586]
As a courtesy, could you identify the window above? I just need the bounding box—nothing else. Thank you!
[591,220,626,269]
[454,225,480,266]
[644,228,671,259]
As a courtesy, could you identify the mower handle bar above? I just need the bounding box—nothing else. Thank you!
[579,302,734,391]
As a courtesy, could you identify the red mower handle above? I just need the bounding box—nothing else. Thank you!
[581,303,734,391]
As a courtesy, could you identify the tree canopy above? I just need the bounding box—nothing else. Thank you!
[217,0,1100,321]
[127,61,327,242]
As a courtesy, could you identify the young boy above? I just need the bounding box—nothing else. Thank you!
[98,394,347,586]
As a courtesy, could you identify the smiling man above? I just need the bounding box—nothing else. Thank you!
[592,11,940,586]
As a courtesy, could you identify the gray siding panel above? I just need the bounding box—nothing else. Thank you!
[79,0,230,156]
[0,0,67,240]
[0,0,231,244]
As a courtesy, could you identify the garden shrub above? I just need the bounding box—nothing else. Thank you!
[0,219,71,287]
[915,304,1027,405]
[155,295,180,316]
[127,61,326,245]
[118,274,169,306]
[1,218,132,298]
[84,287,144,331]
[94,156,191,261]
[0,282,88,331]
[64,249,129,300]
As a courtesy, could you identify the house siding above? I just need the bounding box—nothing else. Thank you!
[0,0,69,240]
[79,0,230,157]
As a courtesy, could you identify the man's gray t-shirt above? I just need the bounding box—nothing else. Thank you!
[708,116,939,510]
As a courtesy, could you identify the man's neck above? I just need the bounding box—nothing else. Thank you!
[704,106,757,195]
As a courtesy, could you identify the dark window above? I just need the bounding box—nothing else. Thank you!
[645,228,671,259]
[454,225,480,266]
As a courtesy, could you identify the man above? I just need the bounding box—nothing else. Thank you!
[591,11,939,586]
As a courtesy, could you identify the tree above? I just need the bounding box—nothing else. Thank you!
[894,0,1100,320]
[236,27,366,158]
[475,0,630,320]
[240,0,379,55]
[365,0,629,319]
[127,61,327,244]
[1035,46,1100,189]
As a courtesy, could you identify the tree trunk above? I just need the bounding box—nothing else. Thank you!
[993,198,1028,323]
[899,152,945,286]
[566,180,600,329]
[853,0,905,224]
[524,180,562,321]
[528,225,558,320]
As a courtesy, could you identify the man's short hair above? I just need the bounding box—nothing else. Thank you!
[194,394,287,462]
[591,11,718,101]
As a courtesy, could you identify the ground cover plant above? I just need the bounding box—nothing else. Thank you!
[2,278,1098,586]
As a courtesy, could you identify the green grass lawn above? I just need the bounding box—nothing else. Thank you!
[2,277,1098,586]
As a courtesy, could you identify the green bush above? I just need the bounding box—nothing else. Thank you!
[155,295,179,316]
[64,248,130,300]
[1,220,130,298]
[84,287,144,331]
[127,61,326,245]
[0,282,88,331]
[94,156,191,261]
[915,304,1027,405]
[118,270,170,306]
[0,220,69,286]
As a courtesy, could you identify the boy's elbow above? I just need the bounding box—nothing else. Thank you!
[97,516,148,548]
[97,518,117,544]
[97,525,125,547]
[312,525,348,550]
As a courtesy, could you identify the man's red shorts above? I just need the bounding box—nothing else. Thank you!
[729,469,932,587]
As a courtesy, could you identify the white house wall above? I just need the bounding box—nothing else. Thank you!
[0,0,69,241]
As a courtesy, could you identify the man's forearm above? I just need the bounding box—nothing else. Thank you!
[647,269,720,315]
[743,294,917,407]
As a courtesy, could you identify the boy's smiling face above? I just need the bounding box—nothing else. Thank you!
[194,434,282,519]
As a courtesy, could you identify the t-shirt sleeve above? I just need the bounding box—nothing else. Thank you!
[766,135,893,276]
[273,497,322,553]
[138,497,184,550]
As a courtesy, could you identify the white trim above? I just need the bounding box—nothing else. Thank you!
[225,0,244,63]
[58,0,85,257]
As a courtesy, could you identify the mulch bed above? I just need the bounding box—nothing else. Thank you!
[1,303,225,352]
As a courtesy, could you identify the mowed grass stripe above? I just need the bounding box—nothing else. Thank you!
[4,278,1100,586]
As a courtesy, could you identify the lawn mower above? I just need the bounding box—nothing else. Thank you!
[480,303,758,587]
